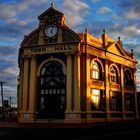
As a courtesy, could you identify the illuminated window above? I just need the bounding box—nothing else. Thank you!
[91,89,105,111]
[110,92,121,111]
[110,66,117,83]
[91,61,100,79]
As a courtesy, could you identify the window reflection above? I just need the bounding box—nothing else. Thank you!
[110,66,118,83]
[109,91,121,111]
[124,70,133,86]
[91,61,100,79]
[91,89,105,111]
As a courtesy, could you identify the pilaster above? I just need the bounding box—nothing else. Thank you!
[105,60,110,120]
[22,56,29,111]
[65,53,73,122]
[28,55,37,121]
[86,54,91,120]
[134,68,139,119]
[121,65,126,120]
[73,52,81,122]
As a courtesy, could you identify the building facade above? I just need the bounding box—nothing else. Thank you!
[17,4,139,123]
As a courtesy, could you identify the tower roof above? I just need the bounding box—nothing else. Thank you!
[38,3,64,20]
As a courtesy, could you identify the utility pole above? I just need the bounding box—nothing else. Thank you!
[9,96,12,108]
[0,81,5,119]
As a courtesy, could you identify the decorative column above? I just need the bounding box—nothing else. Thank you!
[65,53,73,122]
[28,55,37,121]
[73,52,81,121]
[19,56,30,122]
[86,54,91,121]
[121,65,126,120]
[18,64,23,111]
[134,68,139,119]
[22,57,29,111]
[105,60,110,120]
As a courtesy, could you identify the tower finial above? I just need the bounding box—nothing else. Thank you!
[131,49,134,58]
[85,28,88,33]
[118,36,121,41]
[51,2,55,8]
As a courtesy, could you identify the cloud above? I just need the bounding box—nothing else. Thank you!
[114,0,140,21]
[97,7,112,14]
[62,0,89,27]
[92,0,100,3]
[124,10,140,20]
[0,0,48,20]
[0,46,17,56]
[7,18,27,27]
[0,4,16,19]
[122,25,140,38]
[0,67,18,76]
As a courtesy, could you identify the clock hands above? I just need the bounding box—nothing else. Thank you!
[45,24,57,37]
[50,26,54,35]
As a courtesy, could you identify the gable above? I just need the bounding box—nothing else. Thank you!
[20,29,39,47]
[107,42,126,56]
[38,7,63,20]
[62,27,80,43]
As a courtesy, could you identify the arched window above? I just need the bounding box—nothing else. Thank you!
[124,70,133,86]
[110,66,118,83]
[38,60,66,119]
[91,61,100,79]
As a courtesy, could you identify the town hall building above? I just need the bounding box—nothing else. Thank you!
[17,3,139,123]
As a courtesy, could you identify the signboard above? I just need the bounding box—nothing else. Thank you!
[22,44,78,55]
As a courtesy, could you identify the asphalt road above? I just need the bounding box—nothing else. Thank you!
[0,120,140,140]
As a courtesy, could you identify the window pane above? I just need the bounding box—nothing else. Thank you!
[41,90,44,94]
[49,89,52,94]
[110,66,117,83]
[41,67,46,75]
[110,92,121,111]
[41,78,44,85]
[125,94,134,111]
[53,89,56,94]
[40,97,44,110]
[91,61,100,79]
[91,89,100,110]
[45,90,48,94]
[61,89,65,94]
[57,89,60,94]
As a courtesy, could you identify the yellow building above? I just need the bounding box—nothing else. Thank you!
[17,4,139,123]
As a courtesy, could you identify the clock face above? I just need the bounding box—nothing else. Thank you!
[45,24,58,37]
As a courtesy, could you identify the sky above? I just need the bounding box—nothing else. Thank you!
[0,0,140,106]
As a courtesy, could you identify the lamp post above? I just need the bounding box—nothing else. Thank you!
[0,81,5,120]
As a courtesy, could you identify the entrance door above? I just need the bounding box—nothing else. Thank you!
[38,60,66,119]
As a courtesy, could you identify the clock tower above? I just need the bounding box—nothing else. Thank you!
[18,3,81,123]
[37,3,67,45]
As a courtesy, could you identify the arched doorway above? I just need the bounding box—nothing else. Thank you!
[38,60,66,119]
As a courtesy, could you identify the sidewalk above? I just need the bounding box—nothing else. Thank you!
[0,117,140,129]
[1,118,140,140]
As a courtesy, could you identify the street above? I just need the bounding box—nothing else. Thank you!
[0,120,140,139]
